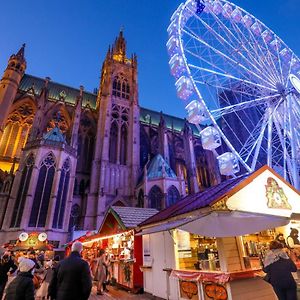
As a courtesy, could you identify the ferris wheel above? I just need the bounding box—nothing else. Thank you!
[167,0,300,189]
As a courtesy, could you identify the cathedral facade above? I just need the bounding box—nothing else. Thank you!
[0,33,220,248]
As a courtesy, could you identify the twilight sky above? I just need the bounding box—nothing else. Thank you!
[0,0,299,118]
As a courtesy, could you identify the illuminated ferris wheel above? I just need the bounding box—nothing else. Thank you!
[167,0,300,188]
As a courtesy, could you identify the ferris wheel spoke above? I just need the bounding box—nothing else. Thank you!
[242,109,270,168]
[210,94,280,118]
[285,54,297,88]
[189,63,277,92]
[273,113,295,184]
[189,9,276,88]
[206,8,279,85]
[185,48,238,80]
[258,31,286,85]
[272,39,285,84]
[239,117,266,158]
[239,97,283,158]
[193,78,260,98]
[208,11,279,87]
[182,27,277,91]
[230,20,280,86]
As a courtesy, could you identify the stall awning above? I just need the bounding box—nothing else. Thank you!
[136,218,195,236]
[137,211,289,237]
[178,211,290,237]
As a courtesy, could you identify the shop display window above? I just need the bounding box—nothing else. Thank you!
[175,230,220,271]
[242,229,275,269]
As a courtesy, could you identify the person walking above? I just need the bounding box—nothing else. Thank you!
[48,241,92,300]
[4,257,35,300]
[36,260,53,299]
[263,240,297,300]
[0,251,17,299]
[94,249,107,295]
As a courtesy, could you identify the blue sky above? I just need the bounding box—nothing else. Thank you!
[0,0,299,118]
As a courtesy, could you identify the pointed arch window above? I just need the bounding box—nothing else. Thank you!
[53,158,71,229]
[109,122,118,164]
[120,125,127,165]
[10,153,34,228]
[137,190,144,208]
[166,185,180,207]
[148,185,164,210]
[112,76,130,100]
[29,152,56,227]
[0,103,34,159]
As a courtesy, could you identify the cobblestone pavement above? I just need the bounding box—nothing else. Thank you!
[89,285,157,300]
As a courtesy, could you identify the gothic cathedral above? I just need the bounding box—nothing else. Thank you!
[0,32,220,248]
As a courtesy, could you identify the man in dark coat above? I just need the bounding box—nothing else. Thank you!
[5,257,35,300]
[48,241,92,300]
[0,251,17,299]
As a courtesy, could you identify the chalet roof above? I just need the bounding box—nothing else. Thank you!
[110,206,158,229]
[140,173,249,227]
[19,74,199,134]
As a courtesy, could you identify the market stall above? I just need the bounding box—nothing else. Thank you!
[72,206,158,292]
[3,231,54,261]
[137,166,300,300]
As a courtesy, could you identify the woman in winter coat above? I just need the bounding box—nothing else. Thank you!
[36,260,54,299]
[5,257,35,300]
[263,240,297,300]
[95,249,107,295]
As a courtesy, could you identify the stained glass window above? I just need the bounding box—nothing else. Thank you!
[166,185,181,207]
[109,122,118,163]
[29,152,56,227]
[120,125,127,165]
[0,103,33,159]
[148,185,164,210]
[112,76,130,100]
[10,153,34,228]
[52,158,71,229]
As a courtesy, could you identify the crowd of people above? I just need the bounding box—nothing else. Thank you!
[0,241,111,300]
[0,232,298,300]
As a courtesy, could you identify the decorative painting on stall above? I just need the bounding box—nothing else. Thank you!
[265,177,291,210]
[204,282,228,300]
[179,280,198,300]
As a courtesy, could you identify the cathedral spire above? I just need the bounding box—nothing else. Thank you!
[112,30,126,61]
[16,43,26,60]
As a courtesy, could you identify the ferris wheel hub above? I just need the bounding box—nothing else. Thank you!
[275,82,286,95]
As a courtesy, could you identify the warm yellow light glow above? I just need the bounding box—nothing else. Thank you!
[82,230,134,246]
[0,162,19,173]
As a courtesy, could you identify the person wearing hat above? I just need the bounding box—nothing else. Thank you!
[4,257,35,300]
[0,251,17,299]
[48,241,92,300]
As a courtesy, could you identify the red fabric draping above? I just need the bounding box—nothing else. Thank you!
[171,269,262,284]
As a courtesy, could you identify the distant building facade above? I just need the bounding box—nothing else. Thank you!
[0,33,220,248]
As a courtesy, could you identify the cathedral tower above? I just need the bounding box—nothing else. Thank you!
[86,31,140,229]
[0,44,26,133]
